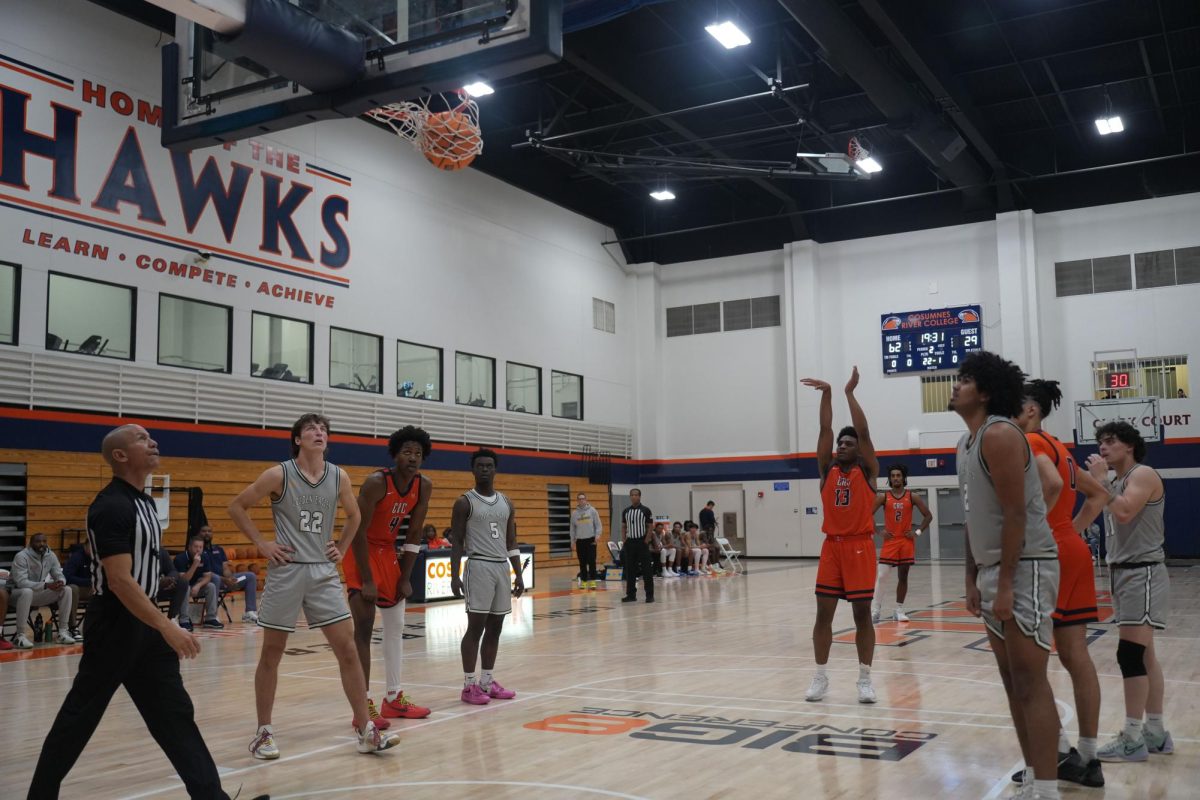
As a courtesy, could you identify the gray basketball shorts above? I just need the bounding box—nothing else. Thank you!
[464,558,512,616]
[977,558,1059,651]
[258,562,351,633]
[1109,562,1169,630]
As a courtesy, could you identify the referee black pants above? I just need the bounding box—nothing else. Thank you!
[575,538,598,581]
[28,594,229,800]
[622,537,654,600]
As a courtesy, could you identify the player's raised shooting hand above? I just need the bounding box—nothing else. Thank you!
[801,378,830,392]
[845,366,861,394]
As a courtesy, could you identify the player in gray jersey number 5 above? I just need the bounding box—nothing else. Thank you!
[228,413,400,761]
[451,448,525,705]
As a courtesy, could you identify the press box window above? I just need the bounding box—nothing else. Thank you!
[251,312,312,383]
[552,370,583,420]
[330,327,381,393]
[46,272,134,359]
[456,351,495,408]
[158,294,231,372]
[506,362,541,414]
[397,339,442,401]
[0,262,19,345]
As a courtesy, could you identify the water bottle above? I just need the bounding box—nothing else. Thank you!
[32,613,44,642]
[44,619,55,642]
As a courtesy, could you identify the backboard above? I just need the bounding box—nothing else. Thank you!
[162,0,561,150]
[1074,396,1162,445]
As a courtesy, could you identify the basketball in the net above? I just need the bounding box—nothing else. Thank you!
[422,110,480,171]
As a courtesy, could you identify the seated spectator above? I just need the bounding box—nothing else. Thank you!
[156,547,190,627]
[427,525,450,549]
[198,524,259,623]
[173,534,224,629]
[0,584,12,650]
[683,522,710,575]
[63,540,95,634]
[10,533,76,648]
[660,522,680,576]
[648,523,664,577]
[697,527,725,574]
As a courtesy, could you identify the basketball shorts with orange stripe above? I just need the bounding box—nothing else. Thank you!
[815,533,876,602]
[879,534,916,566]
[1052,532,1099,627]
[344,542,403,608]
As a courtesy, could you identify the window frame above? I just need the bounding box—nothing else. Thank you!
[329,326,383,394]
[455,350,496,409]
[0,260,20,347]
[505,360,542,415]
[156,292,233,374]
[249,310,314,384]
[45,270,136,361]
[551,369,585,420]
[396,338,443,402]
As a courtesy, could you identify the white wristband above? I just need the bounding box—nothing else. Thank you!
[401,543,421,554]
[507,549,520,558]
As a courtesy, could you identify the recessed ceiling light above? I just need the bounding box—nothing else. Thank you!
[705,21,751,49]
[1095,115,1124,135]
[463,82,495,97]
[650,189,676,201]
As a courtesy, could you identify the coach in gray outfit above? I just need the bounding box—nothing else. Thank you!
[571,493,603,589]
[10,533,77,646]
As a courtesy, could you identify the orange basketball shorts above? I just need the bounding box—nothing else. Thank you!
[1052,532,1099,627]
[879,534,916,566]
[815,533,876,602]
[344,542,403,608]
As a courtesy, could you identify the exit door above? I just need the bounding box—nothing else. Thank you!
[936,487,967,560]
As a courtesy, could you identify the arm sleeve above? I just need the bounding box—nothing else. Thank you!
[88,497,135,560]
[11,551,37,590]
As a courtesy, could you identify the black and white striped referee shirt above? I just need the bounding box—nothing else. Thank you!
[621,504,654,539]
[87,478,162,598]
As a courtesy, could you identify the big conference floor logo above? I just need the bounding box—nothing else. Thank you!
[525,707,937,761]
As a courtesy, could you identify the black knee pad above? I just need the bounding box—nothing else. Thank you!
[1116,639,1147,678]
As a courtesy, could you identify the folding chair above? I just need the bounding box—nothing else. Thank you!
[606,540,623,566]
[716,537,743,574]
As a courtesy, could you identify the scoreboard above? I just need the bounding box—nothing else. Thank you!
[881,305,983,375]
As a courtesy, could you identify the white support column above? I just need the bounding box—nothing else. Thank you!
[995,209,1042,375]
[784,240,821,456]
[629,263,663,459]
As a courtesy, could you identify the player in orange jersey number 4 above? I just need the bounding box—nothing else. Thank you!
[801,367,880,705]
[345,426,435,728]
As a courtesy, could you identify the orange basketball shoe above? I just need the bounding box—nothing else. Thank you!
[381,692,431,719]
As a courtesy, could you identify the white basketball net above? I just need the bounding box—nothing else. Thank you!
[363,91,483,163]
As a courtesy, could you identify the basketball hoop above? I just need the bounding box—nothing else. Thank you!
[848,136,866,162]
[364,90,483,171]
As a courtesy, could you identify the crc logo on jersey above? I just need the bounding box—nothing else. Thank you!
[524,709,937,761]
[390,502,410,516]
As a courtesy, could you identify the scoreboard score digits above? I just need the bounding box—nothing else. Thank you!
[881,305,983,375]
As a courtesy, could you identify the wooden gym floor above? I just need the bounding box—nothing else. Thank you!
[2,561,1196,799]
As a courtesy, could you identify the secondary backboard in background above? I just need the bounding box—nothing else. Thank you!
[162,0,561,150]
[1075,396,1162,445]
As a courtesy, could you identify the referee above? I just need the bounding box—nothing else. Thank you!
[29,425,261,800]
[620,488,655,603]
